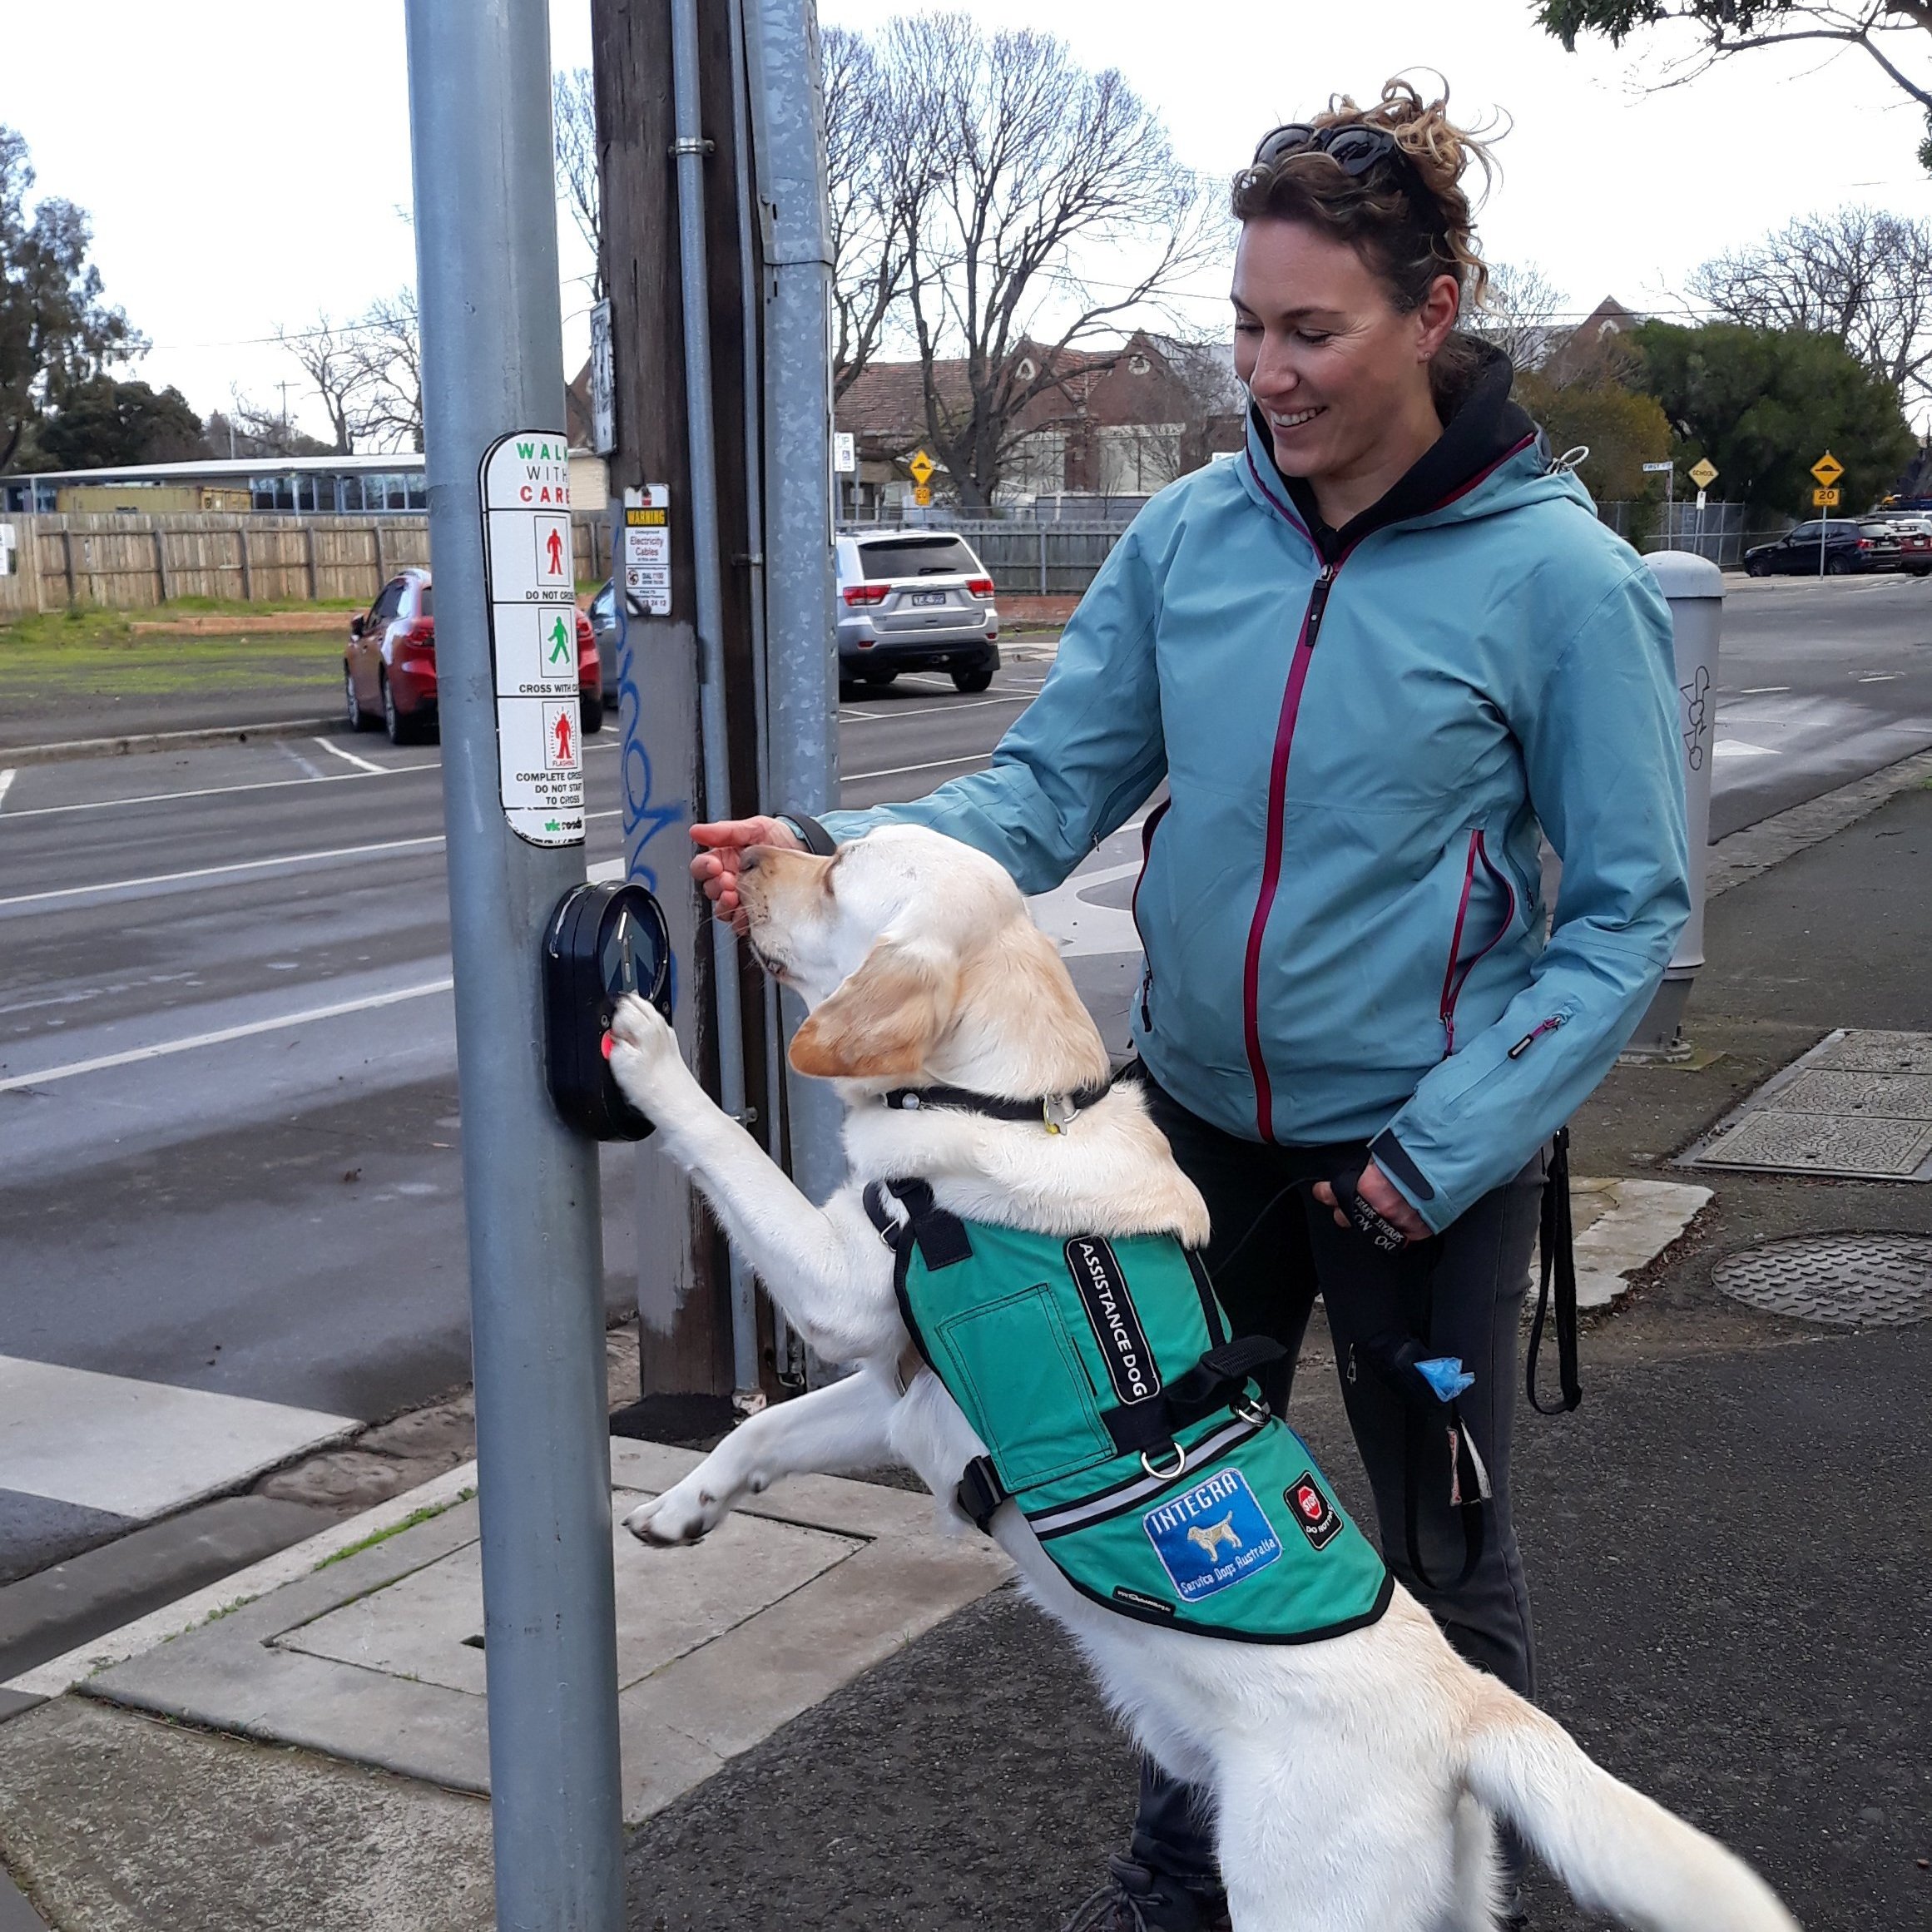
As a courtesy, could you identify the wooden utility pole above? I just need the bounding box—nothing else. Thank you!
[592,0,772,1411]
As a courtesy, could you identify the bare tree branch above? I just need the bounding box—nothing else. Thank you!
[553,66,602,300]
[1691,207,1932,398]
[354,288,424,453]
[1464,262,1571,374]
[273,314,379,455]
[866,14,1224,508]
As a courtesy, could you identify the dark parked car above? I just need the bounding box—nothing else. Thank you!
[835,531,1000,693]
[346,568,605,745]
[587,579,621,706]
[1742,520,1900,577]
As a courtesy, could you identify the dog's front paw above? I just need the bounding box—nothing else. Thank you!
[607,993,691,1114]
[624,1479,728,1547]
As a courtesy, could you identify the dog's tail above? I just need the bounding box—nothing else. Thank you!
[1459,1682,1800,1932]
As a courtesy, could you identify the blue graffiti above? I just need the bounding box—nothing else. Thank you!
[614,587,687,1014]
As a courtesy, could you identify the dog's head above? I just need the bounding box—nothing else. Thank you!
[737,825,1110,1095]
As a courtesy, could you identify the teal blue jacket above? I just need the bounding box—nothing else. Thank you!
[823,408,1690,1233]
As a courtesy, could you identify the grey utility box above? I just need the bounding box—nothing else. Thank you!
[1623,549,1724,1059]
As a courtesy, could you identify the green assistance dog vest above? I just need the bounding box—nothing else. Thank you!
[872,1180,1393,1644]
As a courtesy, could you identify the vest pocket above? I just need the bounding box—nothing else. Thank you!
[938,1285,1115,1489]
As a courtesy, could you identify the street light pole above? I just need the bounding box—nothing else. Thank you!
[404,4,626,1926]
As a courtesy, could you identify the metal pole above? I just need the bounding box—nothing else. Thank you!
[747,0,844,1223]
[669,0,761,1398]
[403,7,625,1927]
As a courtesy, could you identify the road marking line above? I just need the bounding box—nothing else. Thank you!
[0,978,455,1094]
[0,768,13,813]
[840,695,1032,722]
[0,1355,355,1520]
[314,735,389,775]
[0,767,414,821]
[1739,686,1791,696]
[0,834,446,913]
[842,751,990,783]
[1713,741,1777,759]
[1859,673,1900,683]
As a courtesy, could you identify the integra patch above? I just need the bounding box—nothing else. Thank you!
[1064,1236,1161,1404]
[1285,1470,1343,1550]
[1142,1468,1282,1602]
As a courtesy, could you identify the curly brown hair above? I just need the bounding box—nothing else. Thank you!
[1231,78,1498,330]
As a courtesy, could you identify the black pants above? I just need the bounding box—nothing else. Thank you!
[1127,1069,1548,1892]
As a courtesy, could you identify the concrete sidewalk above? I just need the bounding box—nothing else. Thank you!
[1,777,1927,1930]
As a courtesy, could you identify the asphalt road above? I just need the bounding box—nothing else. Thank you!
[0,575,1925,1589]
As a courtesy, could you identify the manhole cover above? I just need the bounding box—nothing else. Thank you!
[1713,1232,1932,1327]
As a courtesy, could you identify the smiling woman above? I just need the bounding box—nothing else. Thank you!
[690,73,1691,1932]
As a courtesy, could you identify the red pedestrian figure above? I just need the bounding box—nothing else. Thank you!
[544,526,565,577]
[552,708,574,766]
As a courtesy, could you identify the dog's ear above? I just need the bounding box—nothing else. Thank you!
[789,936,957,1079]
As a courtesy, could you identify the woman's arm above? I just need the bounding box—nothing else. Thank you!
[1370,564,1691,1233]
[692,528,1170,915]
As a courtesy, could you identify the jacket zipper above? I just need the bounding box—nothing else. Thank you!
[1232,428,1538,1142]
[1438,831,1518,1057]
[1241,560,1336,1141]
[1132,799,1172,1031]
[1508,1013,1566,1059]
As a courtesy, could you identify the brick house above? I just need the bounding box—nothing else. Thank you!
[835,331,1245,515]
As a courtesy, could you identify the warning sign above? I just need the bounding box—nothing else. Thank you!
[480,429,584,848]
[623,484,671,615]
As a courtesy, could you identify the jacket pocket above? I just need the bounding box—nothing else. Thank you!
[938,1285,1113,1489]
[1438,831,1519,1056]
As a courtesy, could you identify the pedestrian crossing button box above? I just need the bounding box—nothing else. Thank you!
[543,881,672,1140]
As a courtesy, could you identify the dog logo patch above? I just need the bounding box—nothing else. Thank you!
[1142,1468,1281,1603]
[1285,1471,1343,1550]
[1065,1236,1161,1404]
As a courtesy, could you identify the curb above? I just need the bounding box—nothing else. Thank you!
[1707,746,1932,899]
[2,1462,481,1703]
[0,717,342,769]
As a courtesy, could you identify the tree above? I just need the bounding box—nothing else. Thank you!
[1513,368,1672,502]
[37,376,201,470]
[857,15,1222,508]
[553,65,602,300]
[354,289,424,451]
[1538,2,1932,166]
[1631,320,1915,513]
[823,27,910,401]
[1689,207,1932,400]
[0,126,142,472]
[1464,261,1570,374]
[211,392,333,459]
[274,315,378,454]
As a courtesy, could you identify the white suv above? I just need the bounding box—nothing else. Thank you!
[835,531,1000,693]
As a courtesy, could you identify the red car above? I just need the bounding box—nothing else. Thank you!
[345,567,605,745]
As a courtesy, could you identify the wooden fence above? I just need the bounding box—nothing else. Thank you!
[0,513,613,619]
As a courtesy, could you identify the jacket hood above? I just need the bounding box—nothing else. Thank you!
[1239,338,1593,555]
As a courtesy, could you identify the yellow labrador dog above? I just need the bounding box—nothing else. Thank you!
[607,824,1796,1932]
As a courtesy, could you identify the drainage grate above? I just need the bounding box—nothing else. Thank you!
[1684,1030,1932,1180]
[1713,1232,1932,1327]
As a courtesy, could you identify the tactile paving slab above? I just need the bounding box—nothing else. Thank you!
[1713,1232,1932,1327]
[1684,1030,1932,1180]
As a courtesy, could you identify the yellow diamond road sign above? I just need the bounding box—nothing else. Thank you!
[907,448,935,486]
[1687,458,1718,491]
[1811,452,1844,488]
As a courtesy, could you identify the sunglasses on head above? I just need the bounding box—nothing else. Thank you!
[1251,121,1409,180]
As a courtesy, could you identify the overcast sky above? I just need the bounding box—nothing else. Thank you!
[6,0,1932,448]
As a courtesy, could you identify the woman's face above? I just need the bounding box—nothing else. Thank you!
[1231,218,1459,488]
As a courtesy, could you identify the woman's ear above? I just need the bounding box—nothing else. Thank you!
[788,936,959,1079]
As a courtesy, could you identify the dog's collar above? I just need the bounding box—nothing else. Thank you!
[879,1080,1113,1136]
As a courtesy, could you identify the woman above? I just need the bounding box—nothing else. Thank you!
[692,81,1688,1932]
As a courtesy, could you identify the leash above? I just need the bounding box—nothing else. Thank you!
[1330,1162,1489,1594]
[1525,1126,1583,1415]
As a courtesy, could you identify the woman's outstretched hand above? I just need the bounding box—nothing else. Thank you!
[689,816,805,932]
[1312,1163,1430,1243]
